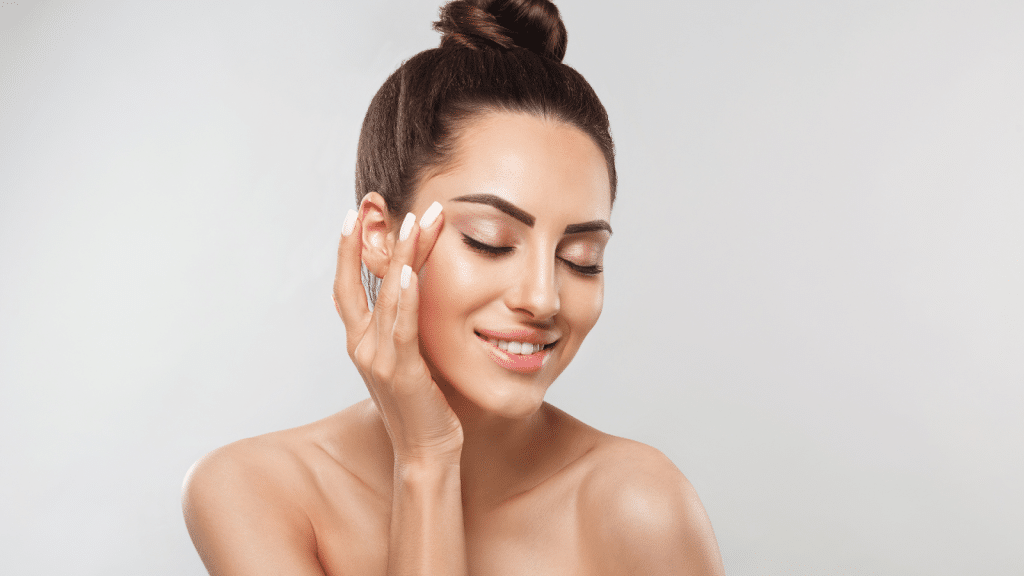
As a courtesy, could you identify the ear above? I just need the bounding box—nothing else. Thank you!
[359,192,396,278]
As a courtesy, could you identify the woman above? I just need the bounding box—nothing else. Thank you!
[182,1,725,574]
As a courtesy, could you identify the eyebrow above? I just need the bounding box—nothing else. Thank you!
[451,194,534,227]
[450,193,612,235]
[564,220,613,235]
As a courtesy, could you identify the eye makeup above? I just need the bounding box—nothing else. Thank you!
[558,239,603,264]
[462,233,514,255]
[449,206,608,275]
[458,236,605,278]
[557,239,605,276]
[455,217,515,248]
[561,260,603,276]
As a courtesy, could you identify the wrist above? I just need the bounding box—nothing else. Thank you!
[393,455,462,501]
[392,427,464,466]
[394,446,463,473]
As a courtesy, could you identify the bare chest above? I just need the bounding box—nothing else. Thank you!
[309,478,594,576]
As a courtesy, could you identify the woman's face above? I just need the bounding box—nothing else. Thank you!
[406,112,612,420]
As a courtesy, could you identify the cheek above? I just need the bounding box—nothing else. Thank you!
[563,279,604,338]
[417,236,493,342]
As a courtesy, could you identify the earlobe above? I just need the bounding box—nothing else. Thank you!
[359,192,395,278]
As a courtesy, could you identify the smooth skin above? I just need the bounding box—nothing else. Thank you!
[182,112,725,575]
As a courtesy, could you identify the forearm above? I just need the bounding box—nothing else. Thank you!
[387,457,468,576]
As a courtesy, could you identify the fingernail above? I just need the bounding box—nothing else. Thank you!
[400,264,412,289]
[399,212,415,242]
[341,209,357,237]
[419,201,443,228]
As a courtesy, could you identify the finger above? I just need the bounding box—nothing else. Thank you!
[373,211,419,359]
[392,264,429,395]
[333,208,370,342]
[412,201,444,272]
[352,318,379,375]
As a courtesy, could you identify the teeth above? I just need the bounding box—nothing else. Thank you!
[484,337,545,355]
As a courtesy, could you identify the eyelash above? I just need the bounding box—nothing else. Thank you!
[461,234,514,255]
[460,234,603,276]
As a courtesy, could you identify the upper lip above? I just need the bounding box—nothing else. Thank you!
[475,328,560,346]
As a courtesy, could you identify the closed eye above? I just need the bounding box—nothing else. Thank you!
[560,259,603,276]
[461,234,514,256]
[462,234,603,275]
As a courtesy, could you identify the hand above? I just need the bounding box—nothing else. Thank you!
[332,201,463,462]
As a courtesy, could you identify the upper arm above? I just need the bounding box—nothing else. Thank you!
[580,443,725,576]
[181,443,326,576]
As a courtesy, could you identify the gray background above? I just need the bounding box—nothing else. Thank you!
[1,0,1021,574]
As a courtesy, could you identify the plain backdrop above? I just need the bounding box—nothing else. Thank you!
[1,1,1021,574]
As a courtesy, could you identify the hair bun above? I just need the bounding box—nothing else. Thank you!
[434,0,568,62]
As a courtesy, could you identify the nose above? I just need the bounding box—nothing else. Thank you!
[505,250,560,321]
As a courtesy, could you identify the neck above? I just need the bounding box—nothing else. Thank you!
[438,381,564,512]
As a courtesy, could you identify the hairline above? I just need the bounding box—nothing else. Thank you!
[406,108,615,213]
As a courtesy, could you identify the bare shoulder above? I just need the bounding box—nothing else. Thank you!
[576,436,725,576]
[181,428,325,575]
[181,403,379,576]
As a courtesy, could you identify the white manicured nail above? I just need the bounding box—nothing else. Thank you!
[341,209,357,237]
[400,264,412,289]
[399,212,415,241]
[419,201,443,228]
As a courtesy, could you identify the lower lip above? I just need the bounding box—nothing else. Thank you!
[477,335,551,373]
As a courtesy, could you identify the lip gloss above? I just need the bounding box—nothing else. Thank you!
[478,337,549,373]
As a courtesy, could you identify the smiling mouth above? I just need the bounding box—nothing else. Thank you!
[474,331,556,373]
[474,332,558,355]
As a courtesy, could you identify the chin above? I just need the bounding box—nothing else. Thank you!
[472,380,549,421]
[422,342,558,422]
[439,368,553,422]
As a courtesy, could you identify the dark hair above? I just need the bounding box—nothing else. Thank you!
[354,0,616,217]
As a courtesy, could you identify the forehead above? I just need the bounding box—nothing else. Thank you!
[415,112,612,223]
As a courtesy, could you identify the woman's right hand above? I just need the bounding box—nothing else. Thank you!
[332,201,464,463]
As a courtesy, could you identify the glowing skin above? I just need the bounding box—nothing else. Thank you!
[408,112,612,421]
[182,112,725,576]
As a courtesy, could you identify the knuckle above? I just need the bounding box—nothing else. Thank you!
[369,360,394,383]
[375,290,397,311]
[392,321,417,345]
[395,362,426,385]
[353,341,374,369]
[397,290,416,312]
